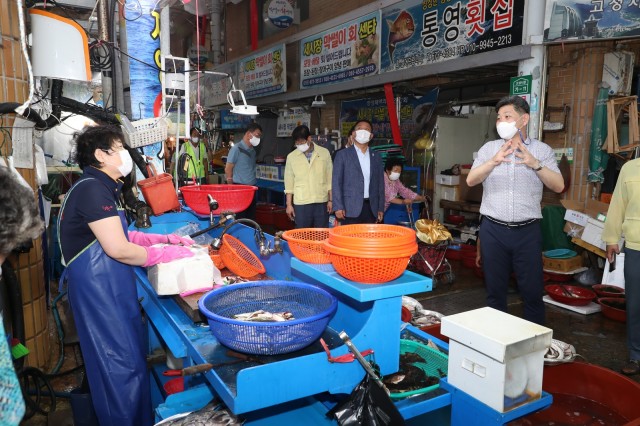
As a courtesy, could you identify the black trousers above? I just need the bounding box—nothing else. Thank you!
[294,202,329,228]
[341,199,377,225]
[479,218,545,325]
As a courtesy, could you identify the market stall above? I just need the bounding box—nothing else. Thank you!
[134,211,552,425]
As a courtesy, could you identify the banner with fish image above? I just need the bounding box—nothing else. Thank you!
[125,0,165,180]
[380,0,524,73]
[543,0,640,42]
[300,11,381,89]
[237,44,287,99]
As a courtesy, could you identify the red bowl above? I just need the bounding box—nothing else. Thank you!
[545,285,596,306]
[592,284,625,298]
[446,215,465,225]
[401,306,412,322]
[545,271,572,282]
[599,297,626,322]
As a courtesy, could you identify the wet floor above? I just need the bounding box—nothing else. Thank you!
[20,262,638,425]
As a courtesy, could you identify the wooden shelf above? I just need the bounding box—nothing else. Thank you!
[571,237,606,258]
[439,199,481,214]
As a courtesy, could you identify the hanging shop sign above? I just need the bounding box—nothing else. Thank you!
[300,11,381,89]
[340,89,439,140]
[544,1,640,42]
[220,110,255,130]
[266,0,295,29]
[276,107,311,137]
[237,44,287,99]
[510,74,532,105]
[380,0,524,73]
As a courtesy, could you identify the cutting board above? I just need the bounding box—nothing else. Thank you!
[173,272,270,323]
[543,295,601,315]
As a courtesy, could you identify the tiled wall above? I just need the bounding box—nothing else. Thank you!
[1,1,49,369]
[543,40,640,205]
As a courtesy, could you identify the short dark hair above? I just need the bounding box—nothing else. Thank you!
[246,122,263,134]
[0,167,44,256]
[190,127,201,136]
[385,157,404,172]
[495,95,530,115]
[354,119,373,131]
[73,125,125,170]
[292,125,311,141]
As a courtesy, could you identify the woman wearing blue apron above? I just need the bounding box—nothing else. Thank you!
[59,125,194,426]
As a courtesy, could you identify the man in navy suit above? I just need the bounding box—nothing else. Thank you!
[332,119,385,224]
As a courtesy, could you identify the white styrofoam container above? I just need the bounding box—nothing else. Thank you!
[441,186,459,201]
[436,174,460,185]
[581,217,606,250]
[441,307,552,412]
[147,246,219,295]
[563,209,589,227]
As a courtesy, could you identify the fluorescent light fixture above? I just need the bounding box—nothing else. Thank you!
[312,95,326,108]
[227,84,258,116]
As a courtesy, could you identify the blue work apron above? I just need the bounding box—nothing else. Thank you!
[60,178,151,426]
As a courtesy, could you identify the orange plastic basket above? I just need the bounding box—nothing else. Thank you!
[282,228,330,264]
[328,224,416,248]
[209,252,225,270]
[219,234,266,278]
[137,163,180,216]
[322,241,415,284]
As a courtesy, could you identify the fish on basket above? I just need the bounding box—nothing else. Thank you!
[232,310,295,322]
[382,352,441,394]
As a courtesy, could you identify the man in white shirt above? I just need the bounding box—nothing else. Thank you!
[467,96,564,325]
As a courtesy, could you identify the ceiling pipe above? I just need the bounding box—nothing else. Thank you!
[210,0,223,65]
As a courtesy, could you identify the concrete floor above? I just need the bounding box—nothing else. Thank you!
[20,261,637,425]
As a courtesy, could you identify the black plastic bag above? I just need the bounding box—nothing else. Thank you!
[327,374,405,426]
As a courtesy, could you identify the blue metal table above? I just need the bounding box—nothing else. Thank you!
[134,212,551,425]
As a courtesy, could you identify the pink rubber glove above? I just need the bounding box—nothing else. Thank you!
[129,231,194,247]
[142,245,195,267]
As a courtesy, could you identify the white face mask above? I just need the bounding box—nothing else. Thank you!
[191,137,199,143]
[388,172,401,181]
[296,142,310,153]
[249,135,261,146]
[355,129,371,144]
[105,149,133,177]
[496,120,519,140]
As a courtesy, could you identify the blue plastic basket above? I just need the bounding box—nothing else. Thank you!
[198,281,338,355]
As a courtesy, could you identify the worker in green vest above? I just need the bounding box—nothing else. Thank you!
[178,127,208,185]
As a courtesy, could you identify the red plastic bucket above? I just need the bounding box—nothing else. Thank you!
[137,164,180,216]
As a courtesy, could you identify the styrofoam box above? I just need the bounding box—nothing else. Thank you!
[441,307,552,412]
[581,218,606,250]
[563,209,589,227]
[436,174,460,185]
[441,185,460,201]
[147,246,218,295]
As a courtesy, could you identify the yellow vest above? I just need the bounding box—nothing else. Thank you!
[184,142,206,179]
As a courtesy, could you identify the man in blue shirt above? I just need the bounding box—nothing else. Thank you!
[225,123,263,219]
